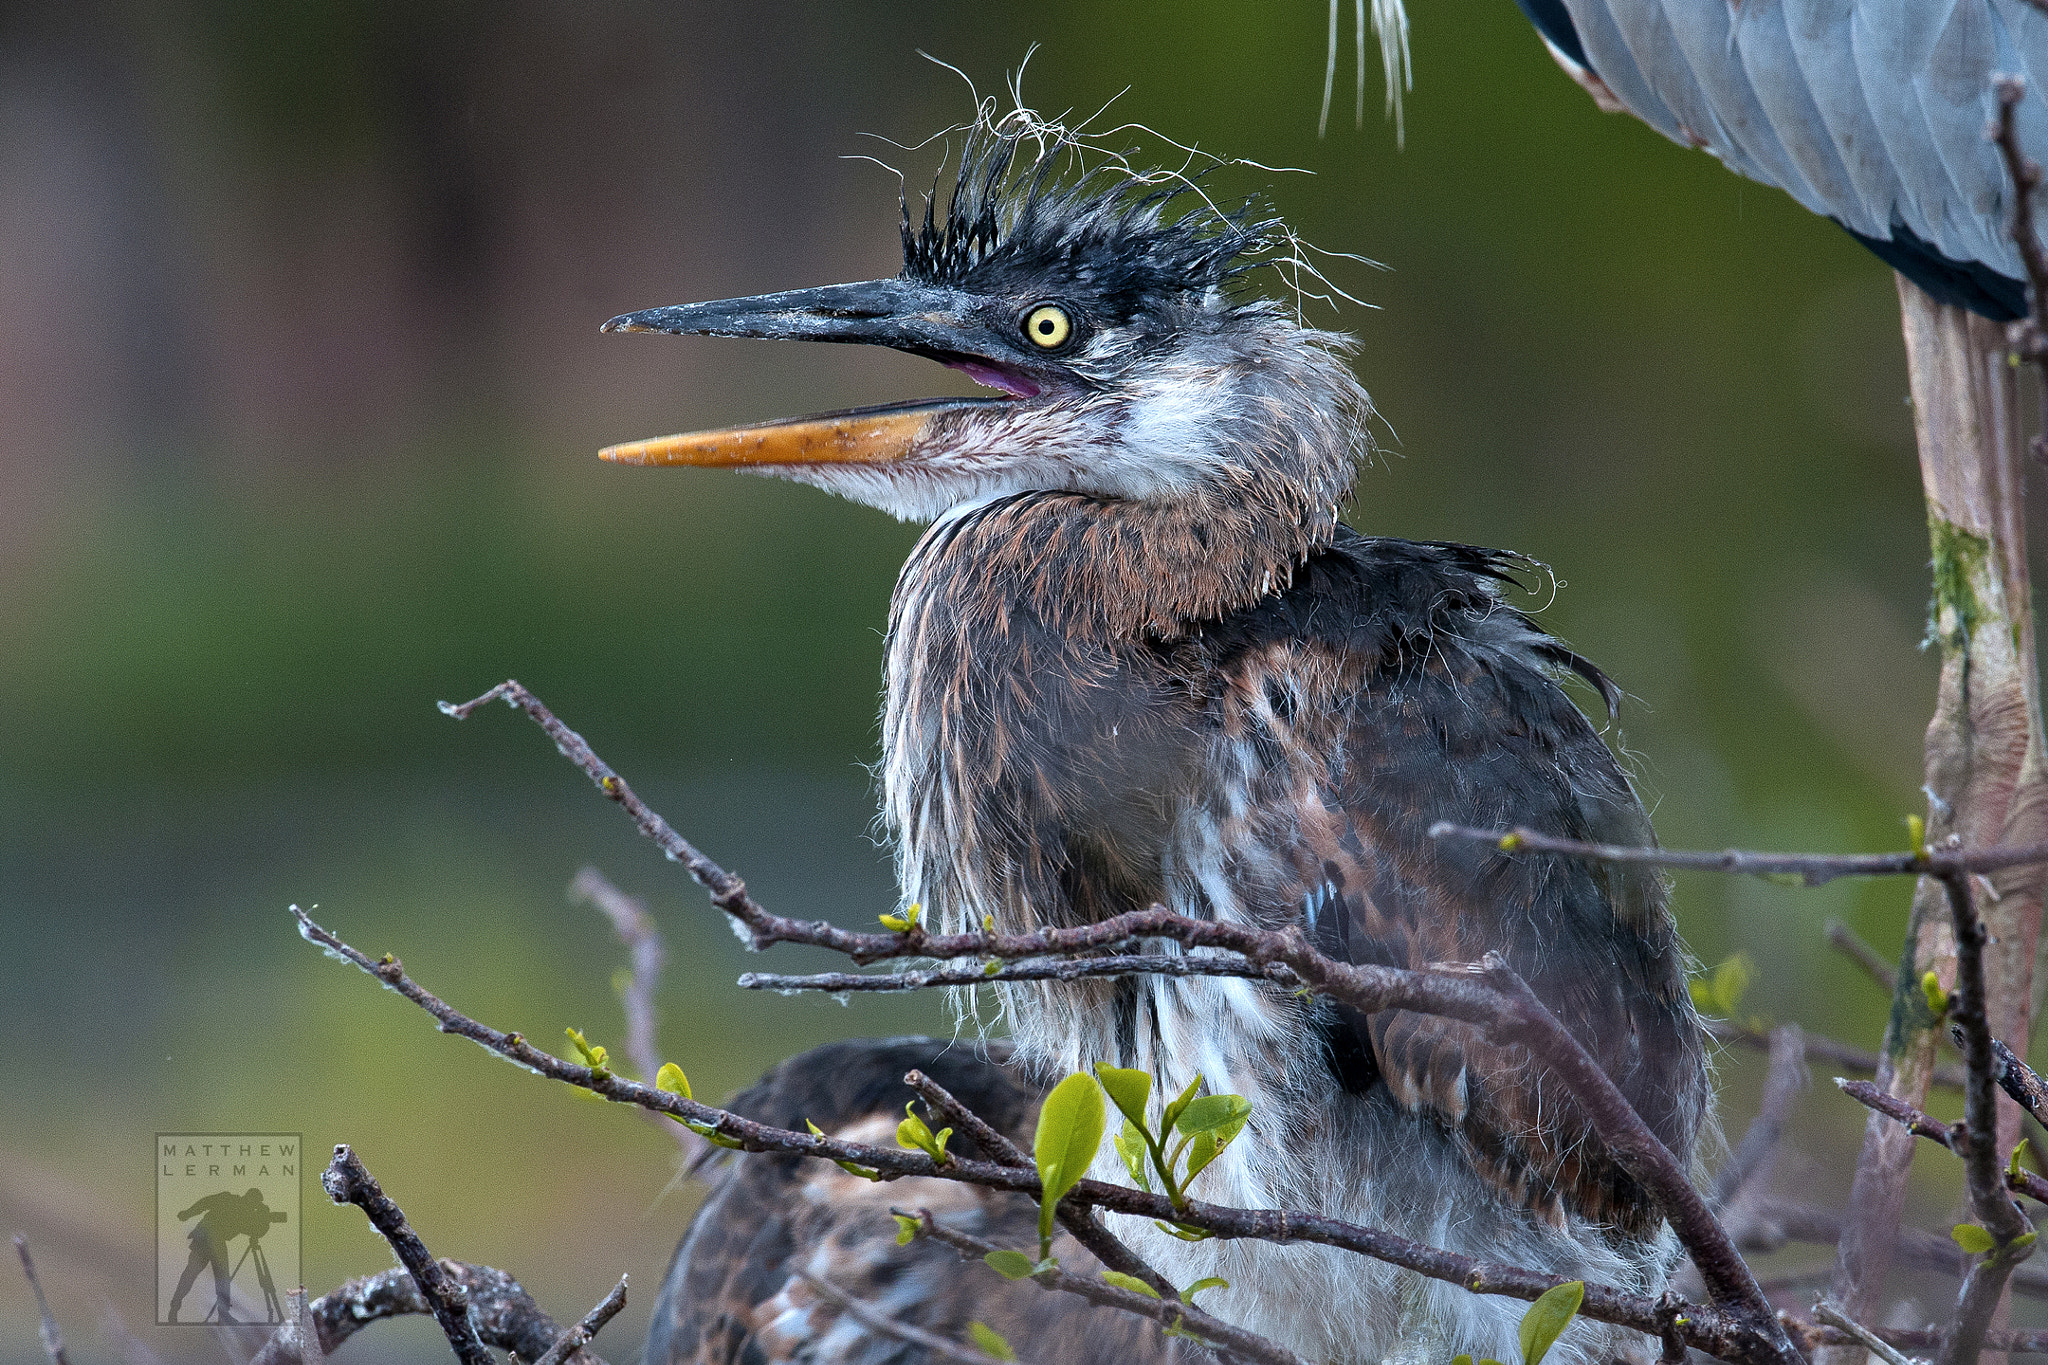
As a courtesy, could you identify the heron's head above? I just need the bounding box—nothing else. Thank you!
[601,122,1371,531]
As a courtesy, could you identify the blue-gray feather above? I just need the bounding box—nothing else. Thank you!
[1520,0,2048,319]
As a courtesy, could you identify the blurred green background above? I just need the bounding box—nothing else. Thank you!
[0,1,2021,1359]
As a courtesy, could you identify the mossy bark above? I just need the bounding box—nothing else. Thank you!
[1820,278,2048,1365]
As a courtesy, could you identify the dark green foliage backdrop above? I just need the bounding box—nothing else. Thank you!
[0,2,2008,1358]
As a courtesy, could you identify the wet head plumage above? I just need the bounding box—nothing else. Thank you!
[897,121,1283,318]
[607,107,1709,1365]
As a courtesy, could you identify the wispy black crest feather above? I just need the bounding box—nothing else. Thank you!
[898,121,1287,322]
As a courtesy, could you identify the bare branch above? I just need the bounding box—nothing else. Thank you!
[1930,869,2034,1365]
[1993,74,2048,389]
[1825,919,1899,993]
[318,1146,493,1365]
[527,1276,627,1365]
[14,1236,70,1365]
[1986,1033,2048,1126]
[1837,1076,2048,1211]
[249,1263,608,1365]
[794,1272,1018,1365]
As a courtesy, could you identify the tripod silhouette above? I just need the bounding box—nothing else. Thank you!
[168,1188,287,1324]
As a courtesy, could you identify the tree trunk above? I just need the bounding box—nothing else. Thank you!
[1817,276,2048,1365]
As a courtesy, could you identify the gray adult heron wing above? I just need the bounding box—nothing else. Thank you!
[1512,0,2048,320]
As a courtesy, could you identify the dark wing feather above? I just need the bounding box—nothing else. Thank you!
[1205,535,1708,1237]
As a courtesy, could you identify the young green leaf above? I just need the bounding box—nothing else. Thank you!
[1173,1093,1247,1136]
[1113,1119,1152,1190]
[1709,955,1752,1016]
[1099,1270,1161,1298]
[1033,1072,1108,1251]
[1180,1276,1228,1304]
[967,1322,1017,1361]
[896,1103,953,1163]
[1093,1063,1153,1128]
[1161,1075,1203,1134]
[893,1214,920,1246]
[1453,1356,1475,1365]
[653,1062,738,1144]
[684,1119,743,1149]
[564,1027,609,1074]
[1153,1220,1215,1242]
[654,1062,692,1099]
[1923,970,1951,1019]
[803,1118,883,1180]
[983,1250,1037,1280]
[1953,1223,1997,1255]
[1518,1280,1584,1365]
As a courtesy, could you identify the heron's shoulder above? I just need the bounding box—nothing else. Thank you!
[1207,530,1620,710]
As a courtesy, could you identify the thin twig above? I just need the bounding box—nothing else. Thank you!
[318,1146,493,1365]
[741,952,1293,993]
[794,1272,1017,1365]
[1706,1017,1965,1091]
[905,1069,1183,1305]
[1837,1077,2048,1204]
[1735,1199,2048,1297]
[570,868,694,1156]
[907,1211,1306,1365]
[1825,919,1899,992]
[1428,821,2048,887]
[291,904,1786,1364]
[1712,1025,1807,1211]
[570,869,665,1084]
[528,1276,627,1365]
[14,1236,70,1365]
[1812,1299,1924,1365]
[906,1069,1031,1168]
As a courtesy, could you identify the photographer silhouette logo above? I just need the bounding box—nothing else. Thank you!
[156,1133,301,1326]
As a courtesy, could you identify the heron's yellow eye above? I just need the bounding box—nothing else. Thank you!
[1023,304,1072,349]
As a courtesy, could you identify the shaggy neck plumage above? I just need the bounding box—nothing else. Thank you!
[893,321,1369,641]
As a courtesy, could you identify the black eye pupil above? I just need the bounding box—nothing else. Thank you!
[1038,320,1053,333]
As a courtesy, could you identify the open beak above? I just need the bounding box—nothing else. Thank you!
[598,278,1028,468]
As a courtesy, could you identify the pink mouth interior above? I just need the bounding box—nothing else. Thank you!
[945,359,1045,400]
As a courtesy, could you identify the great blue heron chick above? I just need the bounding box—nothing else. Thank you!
[608,112,1709,1365]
